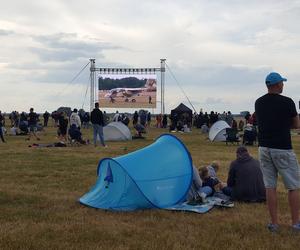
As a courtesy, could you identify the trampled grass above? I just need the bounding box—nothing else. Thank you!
[1,122,300,249]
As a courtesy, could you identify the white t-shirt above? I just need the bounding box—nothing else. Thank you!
[70,112,81,128]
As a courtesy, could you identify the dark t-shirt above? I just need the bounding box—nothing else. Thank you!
[90,109,104,126]
[59,117,68,130]
[202,177,220,193]
[28,112,38,126]
[0,114,4,127]
[255,93,297,149]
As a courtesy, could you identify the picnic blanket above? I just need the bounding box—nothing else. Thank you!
[164,196,234,214]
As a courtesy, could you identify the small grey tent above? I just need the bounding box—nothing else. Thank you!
[104,122,132,141]
[208,120,230,142]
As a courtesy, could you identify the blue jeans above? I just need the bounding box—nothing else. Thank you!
[222,186,232,197]
[199,186,213,196]
[93,124,105,146]
[0,127,5,142]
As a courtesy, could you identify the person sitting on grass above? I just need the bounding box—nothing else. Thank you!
[176,120,184,132]
[222,146,266,202]
[207,161,220,179]
[19,120,29,135]
[243,123,257,146]
[10,125,20,136]
[186,165,213,204]
[68,124,88,145]
[133,123,146,139]
[199,166,226,196]
[200,123,209,134]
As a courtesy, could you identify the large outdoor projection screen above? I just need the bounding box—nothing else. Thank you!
[98,74,157,108]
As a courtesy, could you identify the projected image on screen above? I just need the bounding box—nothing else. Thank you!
[98,74,157,108]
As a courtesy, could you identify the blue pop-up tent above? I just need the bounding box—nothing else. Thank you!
[79,134,193,211]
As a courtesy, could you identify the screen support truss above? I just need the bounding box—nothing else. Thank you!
[89,59,166,114]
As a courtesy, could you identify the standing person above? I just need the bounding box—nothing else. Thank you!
[162,114,168,128]
[156,114,162,128]
[112,111,120,122]
[133,111,139,126]
[27,108,40,141]
[58,112,68,142]
[43,111,50,127]
[140,111,147,127]
[70,109,81,129]
[91,102,107,148]
[255,72,300,232]
[0,111,6,143]
[226,111,234,127]
[238,119,245,131]
[51,111,59,127]
[231,119,238,131]
[103,111,109,126]
[147,112,151,127]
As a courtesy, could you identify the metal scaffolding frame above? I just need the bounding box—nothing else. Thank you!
[89,59,166,114]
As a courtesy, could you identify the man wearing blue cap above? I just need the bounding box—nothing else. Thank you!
[255,72,300,232]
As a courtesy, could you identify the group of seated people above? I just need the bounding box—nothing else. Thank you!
[9,120,44,136]
[225,123,257,145]
[169,120,191,133]
[187,146,266,203]
[201,121,257,146]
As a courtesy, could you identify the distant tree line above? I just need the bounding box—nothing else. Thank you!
[98,77,147,90]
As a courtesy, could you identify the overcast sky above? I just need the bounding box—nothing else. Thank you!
[1,0,300,114]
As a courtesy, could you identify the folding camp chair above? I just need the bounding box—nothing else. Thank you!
[243,128,257,146]
[225,128,240,145]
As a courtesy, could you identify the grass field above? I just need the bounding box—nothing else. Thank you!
[1,121,300,249]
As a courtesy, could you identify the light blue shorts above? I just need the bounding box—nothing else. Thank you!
[29,125,37,132]
[258,147,300,190]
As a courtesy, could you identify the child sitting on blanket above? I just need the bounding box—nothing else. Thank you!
[186,165,214,204]
[199,166,226,194]
[207,161,220,179]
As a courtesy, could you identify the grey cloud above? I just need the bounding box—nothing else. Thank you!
[32,33,121,51]
[166,64,270,88]
[30,32,123,62]
[30,47,103,62]
[19,60,92,84]
[190,98,228,106]
[0,29,15,36]
[199,65,268,86]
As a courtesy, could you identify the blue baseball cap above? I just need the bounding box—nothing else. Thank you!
[265,72,287,86]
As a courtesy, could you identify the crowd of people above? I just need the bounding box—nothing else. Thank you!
[1,71,299,233]
[1,105,260,144]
